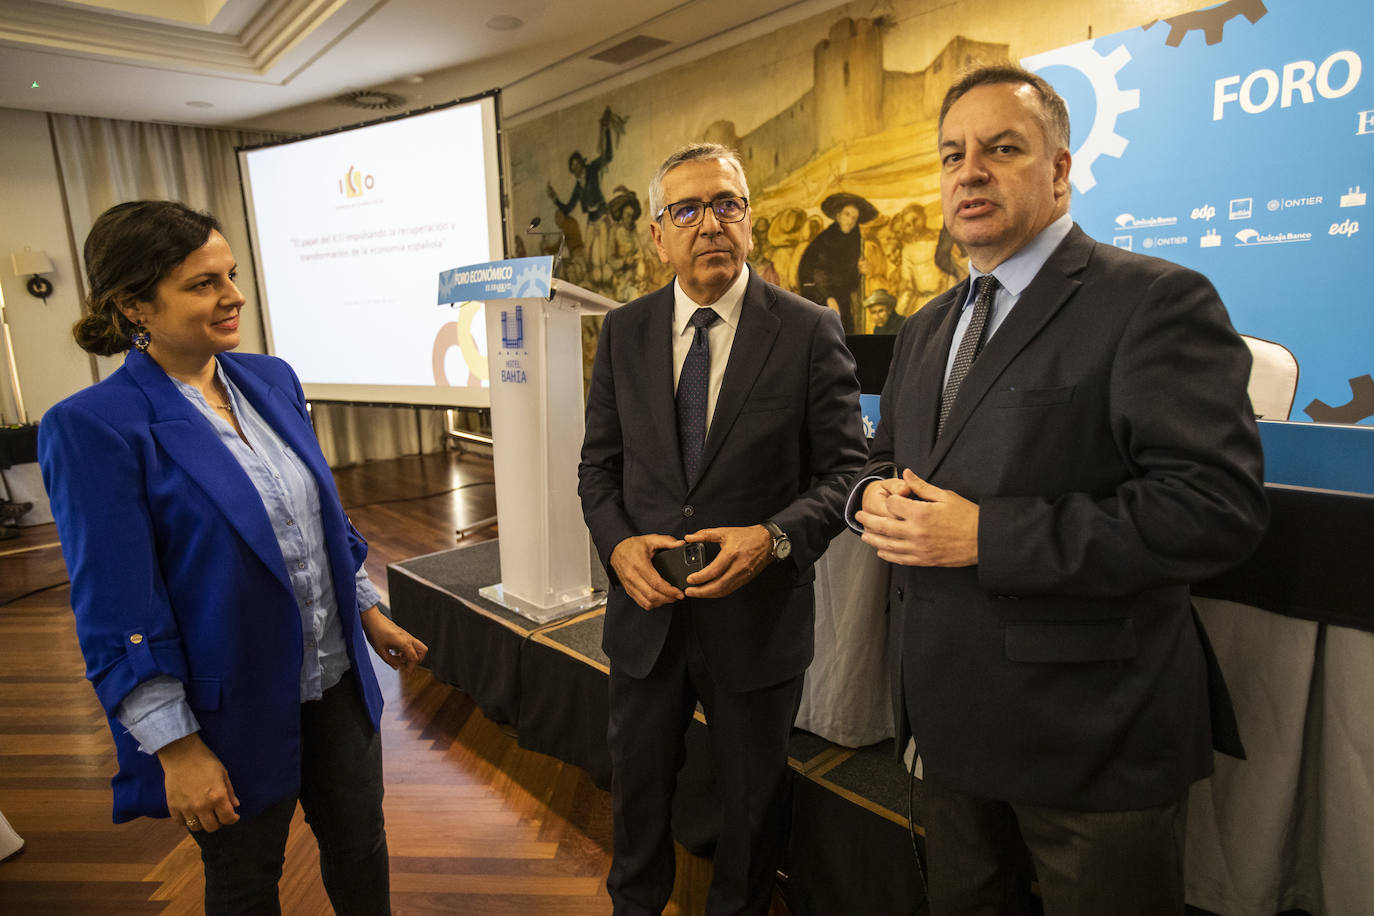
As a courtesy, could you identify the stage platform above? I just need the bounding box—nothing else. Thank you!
[388,538,931,915]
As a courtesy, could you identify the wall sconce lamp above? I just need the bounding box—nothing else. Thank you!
[11,247,55,301]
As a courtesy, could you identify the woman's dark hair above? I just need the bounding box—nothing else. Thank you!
[73,200,223,356]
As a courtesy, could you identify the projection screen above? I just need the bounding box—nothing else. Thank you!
[238,92,504,408]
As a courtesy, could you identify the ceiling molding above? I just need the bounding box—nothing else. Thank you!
[0,0,383,79]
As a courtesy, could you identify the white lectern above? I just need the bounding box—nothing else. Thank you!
[437,257,617,623]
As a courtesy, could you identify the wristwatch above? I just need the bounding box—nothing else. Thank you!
[762,520,792,561]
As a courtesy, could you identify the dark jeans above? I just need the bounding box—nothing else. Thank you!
[190,670,390,915]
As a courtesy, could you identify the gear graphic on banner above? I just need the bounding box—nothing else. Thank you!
[513,264,548,298]
[1146,0,1269,48]
[1023,41,1141,194]
[1304,374,1374,424]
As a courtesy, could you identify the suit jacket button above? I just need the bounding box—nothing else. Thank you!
[682,505,695,518]
[895,587,904,601]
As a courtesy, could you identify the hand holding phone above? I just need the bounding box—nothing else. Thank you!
[651,541,722,590]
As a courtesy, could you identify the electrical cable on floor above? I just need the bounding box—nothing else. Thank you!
[343,480,494,511]
[1,580,70,608]
[908,755,934,915]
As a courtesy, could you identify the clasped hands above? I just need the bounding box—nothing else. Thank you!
[610,525,773,611]
[855,469,980,567]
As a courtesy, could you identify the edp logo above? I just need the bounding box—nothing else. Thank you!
[1190,205,1217,221]
[1328,219,1360,237]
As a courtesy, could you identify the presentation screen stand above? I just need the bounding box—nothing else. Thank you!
[439,258,617,623]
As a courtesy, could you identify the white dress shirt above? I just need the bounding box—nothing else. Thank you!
[670,265,750,437]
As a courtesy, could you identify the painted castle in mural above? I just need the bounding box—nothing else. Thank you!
[531,17,1008,334]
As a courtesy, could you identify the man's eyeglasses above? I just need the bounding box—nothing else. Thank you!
[657,196,749,228]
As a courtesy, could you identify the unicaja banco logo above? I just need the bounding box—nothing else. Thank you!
[1114,213,1177,230]
[339,165,375,198]
[1234,228,1313,246]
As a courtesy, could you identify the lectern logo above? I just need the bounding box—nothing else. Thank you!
[501,306,525,350]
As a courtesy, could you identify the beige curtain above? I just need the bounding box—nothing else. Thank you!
[48,113,439,466]
[310,404,449,467]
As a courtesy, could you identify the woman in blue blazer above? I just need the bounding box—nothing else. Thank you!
[38,201,426,915]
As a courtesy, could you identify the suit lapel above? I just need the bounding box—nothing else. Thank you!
[914,281,969,473]
[692,271,780,493]
[926,227,1091,474]
[638,287,685,486]
[125,351,293,594]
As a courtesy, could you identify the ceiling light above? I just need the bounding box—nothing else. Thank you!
[485,15,523,31]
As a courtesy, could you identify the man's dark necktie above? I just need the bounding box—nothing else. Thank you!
[677,307,720,483]
[937,274,999,439]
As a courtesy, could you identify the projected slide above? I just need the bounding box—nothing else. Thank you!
[240,96,503,407]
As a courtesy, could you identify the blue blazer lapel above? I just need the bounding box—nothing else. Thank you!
[124,352,294,596]
[927,227,1090,473]
[219,356,335,504]
[221,355,361,607]
[694,270,780,492]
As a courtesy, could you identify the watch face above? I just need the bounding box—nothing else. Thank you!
[774,538,792,559]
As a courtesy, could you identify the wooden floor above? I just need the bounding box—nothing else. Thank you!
[0,449,720,914]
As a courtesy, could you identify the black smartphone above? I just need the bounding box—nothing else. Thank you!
[651,542,721,590]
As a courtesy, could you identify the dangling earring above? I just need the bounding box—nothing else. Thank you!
[132,324,151,352]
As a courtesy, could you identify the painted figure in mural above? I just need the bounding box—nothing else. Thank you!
[763,207,814,292]
[863,288,904,335]
[748,216,784,287]
[858,214,897,300]
[797,192,878,334]
[851,65,1266,915]
[579,142,865,915]
[547,107,617,222]
[891,202,954,315]
[605,186,649,302]
[547,106,626,292]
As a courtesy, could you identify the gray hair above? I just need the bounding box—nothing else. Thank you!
[647,142,751,220]
[939,64,1071,152]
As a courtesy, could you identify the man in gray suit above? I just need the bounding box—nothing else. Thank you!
[579,142,865,915]
[852,66,1267,914]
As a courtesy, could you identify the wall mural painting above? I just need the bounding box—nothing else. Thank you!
[515,0,1374,434]
[514,16,1000,340]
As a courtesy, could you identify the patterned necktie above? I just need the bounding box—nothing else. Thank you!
[677,307,720,483]
[937,275,999,439]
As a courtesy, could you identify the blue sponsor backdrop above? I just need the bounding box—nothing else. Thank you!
[1023,0,1372,429]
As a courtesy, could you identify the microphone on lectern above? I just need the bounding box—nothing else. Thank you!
[525,215,566,282]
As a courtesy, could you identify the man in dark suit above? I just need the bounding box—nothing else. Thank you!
[579,142,866,915]
[852,66,1267,914]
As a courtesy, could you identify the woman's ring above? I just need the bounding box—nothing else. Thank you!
[186,816,201,829]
